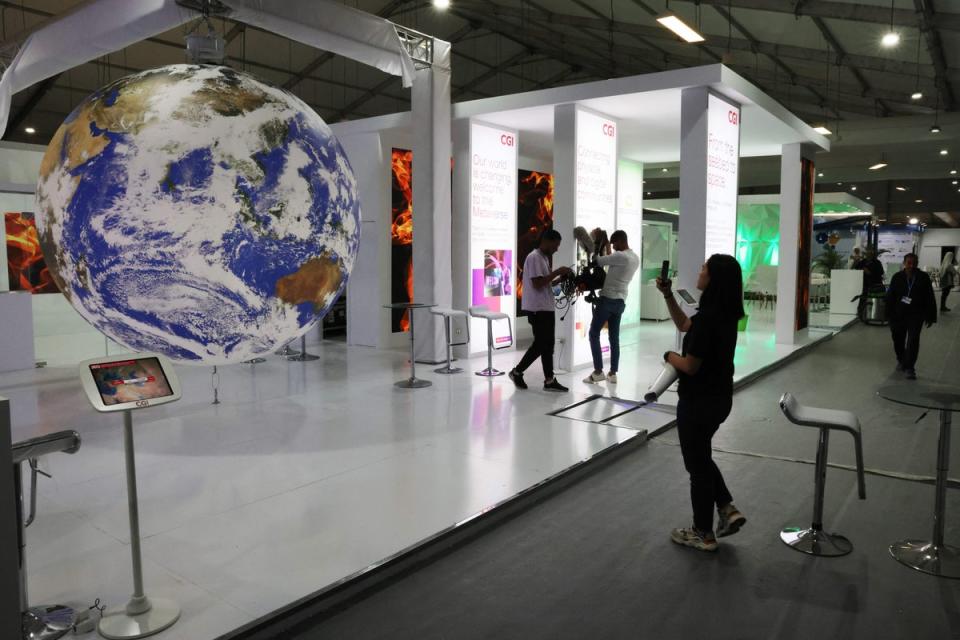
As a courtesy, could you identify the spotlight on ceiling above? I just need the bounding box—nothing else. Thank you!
[953,180,958,185]
[869,162,888,170]
[914,200,923,204]
[817,172,824,178]
[23,126,35,134]
[866,196,872,200]
[931,124,942,133]
[911,91,923,100]
[896,186,908,191]
[951,169,958,175]
[881,32,900,48]
[941,149,950,156]
[909,217,919,224]
[661,167,668,173]
[851,185,858,191]
[432,0,450,8]
[656,14,705,43]
[813,126,832,135]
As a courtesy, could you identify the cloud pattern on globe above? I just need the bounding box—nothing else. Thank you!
[35,65,360,364]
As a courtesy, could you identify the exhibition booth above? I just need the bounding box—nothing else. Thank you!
[0,3,863,638]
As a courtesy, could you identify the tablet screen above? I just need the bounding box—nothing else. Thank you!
[88,358,174,407]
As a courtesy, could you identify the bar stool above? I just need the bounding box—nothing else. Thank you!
[430,307,469,374]
[469,305,513,377]
[778,393,866,556]
[12,430,82,640]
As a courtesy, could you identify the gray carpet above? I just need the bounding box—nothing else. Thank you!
[287,315,960,640]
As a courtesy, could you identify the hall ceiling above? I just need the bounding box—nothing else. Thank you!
[1,0,959,221]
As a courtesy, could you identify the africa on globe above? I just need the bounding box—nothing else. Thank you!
[35,64,360,364]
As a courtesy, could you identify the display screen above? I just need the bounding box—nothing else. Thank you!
[704,94,740,260]
[89,358,174,406]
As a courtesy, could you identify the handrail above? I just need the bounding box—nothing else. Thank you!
[12,430,81,464]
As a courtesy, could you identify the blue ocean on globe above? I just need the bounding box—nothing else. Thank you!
[35,64,360,364]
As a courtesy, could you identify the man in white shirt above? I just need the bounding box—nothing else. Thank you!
[509,229,572,392]
[584,230,640,384]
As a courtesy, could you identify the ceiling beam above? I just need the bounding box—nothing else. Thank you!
[3,72,60,138]
[453,49,530,99]
[570,0,683,67]
[809,16,891,116]
[914,0,957,111]
[690,0,960,32]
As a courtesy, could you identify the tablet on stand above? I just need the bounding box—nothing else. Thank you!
[78,354,182,639]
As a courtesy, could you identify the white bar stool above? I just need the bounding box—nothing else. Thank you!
[430,307,469,374]
[778,392,866,556]
[469,305,513,377]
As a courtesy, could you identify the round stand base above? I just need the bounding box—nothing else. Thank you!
[287,353,319,362]
[395,378,432,388]
[274,345,300,357]
[475,368,505,377]
[23,604,74,640]
[890,540,960,578]
[780,527,853,556]
[98,598,180,640]
[434,365,462,374]
[243,357,267,364]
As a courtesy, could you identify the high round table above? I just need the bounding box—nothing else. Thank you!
[878,379,960,578]
[383,302,436,388]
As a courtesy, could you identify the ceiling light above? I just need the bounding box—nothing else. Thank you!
[953,180,958,185]
[931,124,942,133]
[661,167,668,173]
[23,126,35,134]
[951,169,958,175]
[432,0,450,9]
[656,14,705,43]
[896,186,907,191]
[915,200,923,204]
[817,172,824,177]
[813,126,832,135]
[869,162,888,170]
[851,186,858,191]
[909,217,919,224]
[836,182,842,186]
[941,149,949,156]
[911,91,923,100]
[866,196,872,200]
[881,32,900,48]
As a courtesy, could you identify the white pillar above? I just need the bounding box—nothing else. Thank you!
[411,40,452,363]
[617,159,644,327]
[776,142,817,344]
[552,104,577,372]
[0,398,19,640]
[678,87,710,295]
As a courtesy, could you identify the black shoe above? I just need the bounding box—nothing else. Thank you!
[508,369,528,389]
[906,369,917,380]
[896,362,904,372]
[543,378,569,392]
[941,307,951,312]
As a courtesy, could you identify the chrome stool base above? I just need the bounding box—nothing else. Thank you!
[780,527,853,557]
[23,604,74,640]
[274,345,299,357]
[98,597,181,640]
[243,357,267,364]
[434,365,463,374]
[890,540,960,579]
[395,377,432,389]
[475,368,504,377]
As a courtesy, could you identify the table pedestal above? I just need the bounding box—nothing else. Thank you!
[396,307,431,389]
[890,409,960,579]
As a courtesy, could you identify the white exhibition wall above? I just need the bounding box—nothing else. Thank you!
[919,228,960,270]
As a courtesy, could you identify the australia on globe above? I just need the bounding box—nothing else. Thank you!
[35,64,360,364]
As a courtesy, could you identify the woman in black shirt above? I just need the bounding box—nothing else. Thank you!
[656,254,747,552]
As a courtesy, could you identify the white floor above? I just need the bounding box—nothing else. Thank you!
[3,309,840,640]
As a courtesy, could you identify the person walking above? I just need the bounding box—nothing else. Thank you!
[583,230,640,385]
[940,251,957,312]
[509,229,572,392]
[885,253,937,380]
[656,254,747,552]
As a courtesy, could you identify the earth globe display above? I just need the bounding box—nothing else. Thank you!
[35,64,360,364]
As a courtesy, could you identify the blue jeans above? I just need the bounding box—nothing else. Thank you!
[589,296,626,373]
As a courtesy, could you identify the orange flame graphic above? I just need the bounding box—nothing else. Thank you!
[516,171,554,308]
[391,149,413,247]
[5,212,59,294]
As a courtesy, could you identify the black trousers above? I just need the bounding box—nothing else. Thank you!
[890,315,925,369]
[942,286,953,310]
[677,394,733,533]
[516,311,555,379]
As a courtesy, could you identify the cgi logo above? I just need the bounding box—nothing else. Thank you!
[500,134,515,147]
[728,110,739,126]
[135,400,150,408]
[602,123,616,137]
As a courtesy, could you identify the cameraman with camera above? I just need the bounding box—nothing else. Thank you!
[583,230,639,384]
[509,229,573,392]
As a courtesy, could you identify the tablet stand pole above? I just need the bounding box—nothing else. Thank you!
[97,410,180,640]
[286,335,319,362]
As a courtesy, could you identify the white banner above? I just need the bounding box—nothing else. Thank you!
[705,94,740,260]
[469,121,517,351]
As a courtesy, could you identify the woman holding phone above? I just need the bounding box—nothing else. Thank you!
[656,254,747,552]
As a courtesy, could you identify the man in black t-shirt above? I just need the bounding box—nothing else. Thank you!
[885,253,937,379]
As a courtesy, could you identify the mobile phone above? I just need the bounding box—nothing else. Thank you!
[660,260,670,282]
[677,289,697,304]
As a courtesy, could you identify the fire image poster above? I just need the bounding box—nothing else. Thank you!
[5,212,59,294]
[390,149,413,332]
[516,170,554,316]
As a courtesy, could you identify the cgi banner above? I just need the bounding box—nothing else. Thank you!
[573,109,617,366]
[705,94,741,260]
[469,122,517,352]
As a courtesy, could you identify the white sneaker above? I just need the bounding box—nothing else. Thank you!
[583,371,606,384]
[607,372,618,384]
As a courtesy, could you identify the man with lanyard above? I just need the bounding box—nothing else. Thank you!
[583,230,640,384]
[885,253,937,380]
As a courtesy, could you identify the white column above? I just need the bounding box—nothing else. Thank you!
[411,40,452,363]
[678,87,710,295]
[0,398,19,640]
[552,104,577,372]
[617,159,644,327]
[776,142,817,344]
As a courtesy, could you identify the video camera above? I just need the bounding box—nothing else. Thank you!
[555,226,608,313]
